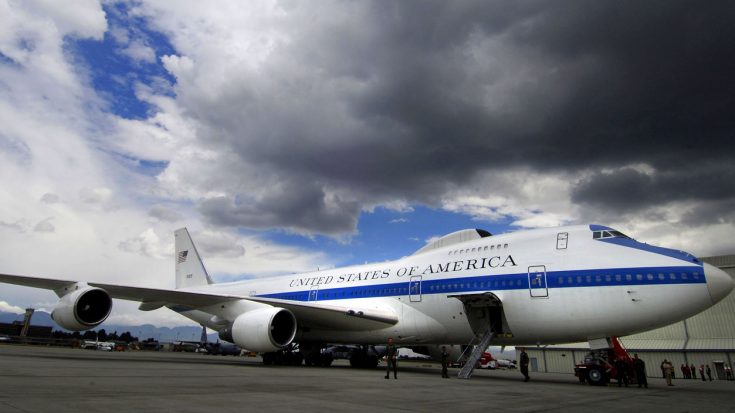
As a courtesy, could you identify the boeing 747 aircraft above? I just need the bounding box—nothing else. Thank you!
[1,225,732,375]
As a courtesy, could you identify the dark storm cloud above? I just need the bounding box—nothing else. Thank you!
[572,165,735,215]
[197,179,360,236]
[180,0,735,233]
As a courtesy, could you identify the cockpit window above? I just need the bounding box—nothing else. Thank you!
[592,230,631,240]
[608,230,630,239]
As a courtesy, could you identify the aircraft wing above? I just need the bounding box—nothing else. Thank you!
[0,273,241,307]
[0,273,397,330]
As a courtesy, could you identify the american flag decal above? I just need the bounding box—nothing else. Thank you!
[177,250,188,264]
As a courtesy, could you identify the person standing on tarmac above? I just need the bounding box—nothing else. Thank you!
[384,337,398,379]
[440,346,450,378]
[615,357,629,387]
[706,365,713,381]
[691,363,697,380]
[519,347,530,382]
[633,354,648,388]
[662,359,674,386]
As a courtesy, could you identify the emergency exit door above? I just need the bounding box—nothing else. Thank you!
[528,265,548,298]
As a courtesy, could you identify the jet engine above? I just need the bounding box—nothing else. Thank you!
[224,307,297,352]
[51,285,112,331]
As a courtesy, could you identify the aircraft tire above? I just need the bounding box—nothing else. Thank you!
[320,353,334,367]
[262,352,275,365]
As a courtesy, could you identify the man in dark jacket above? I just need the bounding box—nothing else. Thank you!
[385,337,398,379]
[440,346,450,378]
[633,354,648,388]
[519,347,530,382]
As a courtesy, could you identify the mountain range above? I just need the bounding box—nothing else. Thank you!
[0,311,217,342]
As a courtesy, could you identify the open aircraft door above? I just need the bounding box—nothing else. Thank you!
[528,265,548,298]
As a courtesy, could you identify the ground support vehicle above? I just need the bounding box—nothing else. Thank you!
[574,337,637,386]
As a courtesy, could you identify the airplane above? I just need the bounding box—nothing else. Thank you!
[1,224,733,374]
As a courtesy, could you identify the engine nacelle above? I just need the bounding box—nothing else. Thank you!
[51,285,112,331]
[228,307,297,352]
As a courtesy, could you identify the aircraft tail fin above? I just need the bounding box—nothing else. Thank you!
[174,228,214,289]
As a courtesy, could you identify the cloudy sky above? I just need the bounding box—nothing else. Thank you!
[1,0,734,326]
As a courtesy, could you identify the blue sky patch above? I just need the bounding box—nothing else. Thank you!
[65,2,177,120]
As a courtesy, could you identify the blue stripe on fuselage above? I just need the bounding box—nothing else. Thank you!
[256,265,705,302]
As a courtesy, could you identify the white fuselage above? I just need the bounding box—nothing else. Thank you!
[175,225,726,346]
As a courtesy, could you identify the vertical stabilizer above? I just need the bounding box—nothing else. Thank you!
[175,228,214,289]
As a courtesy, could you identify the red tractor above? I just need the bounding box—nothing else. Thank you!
[574,337,636,386]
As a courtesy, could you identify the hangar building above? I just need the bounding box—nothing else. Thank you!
[522,255,735,380]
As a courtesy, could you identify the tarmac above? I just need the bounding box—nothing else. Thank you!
[0,344,732,413]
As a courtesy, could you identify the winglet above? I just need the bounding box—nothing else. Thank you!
[174,228,214,289]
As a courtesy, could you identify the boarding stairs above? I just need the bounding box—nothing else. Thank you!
[457,328,496,379]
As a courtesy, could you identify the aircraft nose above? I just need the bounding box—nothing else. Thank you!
[704,263,734,304]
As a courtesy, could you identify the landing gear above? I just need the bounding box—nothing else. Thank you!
[302,343,334,367]
[261,343,303,366]
[349,346,379,369]
[261,343,379,368]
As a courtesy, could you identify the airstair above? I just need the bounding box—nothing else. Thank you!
[457,328,496,379]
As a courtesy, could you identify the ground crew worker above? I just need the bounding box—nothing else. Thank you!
[615,358,629,387]
[441,346,450,378]
[519,347,530,382]
[663,359,674,386]
[384,337,398,379]
[706,365,713,381]
[633,354,648,388]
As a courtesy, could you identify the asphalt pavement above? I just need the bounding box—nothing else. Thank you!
[0,344,732,412]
